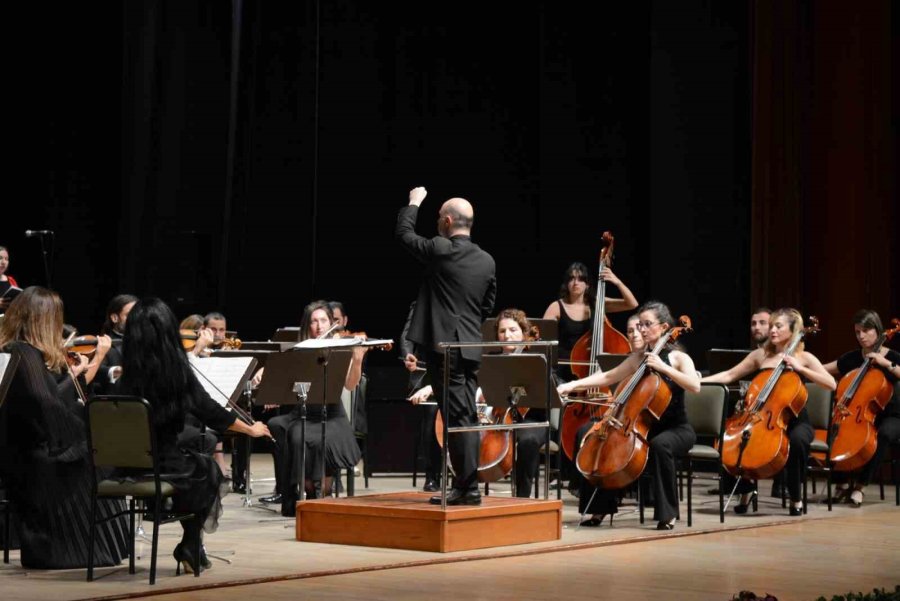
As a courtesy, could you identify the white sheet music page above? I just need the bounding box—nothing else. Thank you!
[293,337,393,349]
[189,356,256,407]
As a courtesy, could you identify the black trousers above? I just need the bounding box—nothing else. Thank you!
[513,424,543,498]
[858,414,900,485]
[427,349,480,492]
[578,422,695,524]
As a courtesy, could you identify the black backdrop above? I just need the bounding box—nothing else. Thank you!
[13,1,750,371]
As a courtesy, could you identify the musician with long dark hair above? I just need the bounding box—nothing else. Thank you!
[116,297,270,573]
[558,301,699,530]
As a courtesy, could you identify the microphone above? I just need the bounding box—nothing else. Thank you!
[25,230,54,237]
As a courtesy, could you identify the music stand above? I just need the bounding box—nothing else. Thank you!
[481,318,560,367]
[255,347,353,501]
[706,349,752,375]
[595,353,631,374]
[479,353,562,498]
[271,327,301,342]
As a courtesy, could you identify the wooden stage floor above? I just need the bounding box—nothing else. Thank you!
[1,455,897,601]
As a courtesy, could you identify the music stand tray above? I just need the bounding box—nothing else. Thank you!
[594,353,631,374]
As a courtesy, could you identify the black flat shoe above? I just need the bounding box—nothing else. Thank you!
[429,488,481,506]
[422,479,440,493]
[260,493,282,504]
[789,505,803,516]
[656,520,675,530]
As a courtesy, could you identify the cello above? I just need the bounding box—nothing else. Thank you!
[830,318,900,472]
[721,316,821,480]
[433,346,528,484]
[575,316,693,489]
[561,231,632,460]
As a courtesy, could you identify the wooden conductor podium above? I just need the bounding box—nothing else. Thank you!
[296,343,563,552]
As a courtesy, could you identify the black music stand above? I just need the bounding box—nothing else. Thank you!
[706,349,752,375]
[595,353,631,374]
[481,318,560,367]
[479,353,562,499]
[271,327,302,342]
[255,347,353,501]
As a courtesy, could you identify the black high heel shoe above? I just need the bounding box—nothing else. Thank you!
[733,490,758,515]
[579,514,611,527]
[173,543,203,575]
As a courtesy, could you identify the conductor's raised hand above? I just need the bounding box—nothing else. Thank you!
[409,186,427,207]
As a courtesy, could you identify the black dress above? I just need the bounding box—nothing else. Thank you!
[113,374,236,533]
[0,342,130,569]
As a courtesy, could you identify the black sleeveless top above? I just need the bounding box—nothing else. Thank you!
[652,347,688,432]
[836,348,900,418]
[557,299,590,358]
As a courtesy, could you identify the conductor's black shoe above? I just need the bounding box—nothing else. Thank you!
[422,478,440,492]
[429,488,481,506]
[260,493,282,504]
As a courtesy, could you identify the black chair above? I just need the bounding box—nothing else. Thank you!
[803,383,835,513]
[0,481,10,564]
[682,384,729,526]
[86,395,201,585]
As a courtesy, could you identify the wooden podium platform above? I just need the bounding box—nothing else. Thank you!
[296,491,562,552]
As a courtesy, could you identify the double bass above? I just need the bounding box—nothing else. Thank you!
[830,318,900,472]
[561,232,631,460]
[575,316,693,489]
[721,317,821,480]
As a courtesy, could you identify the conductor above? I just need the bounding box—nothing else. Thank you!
[396,186,497,505]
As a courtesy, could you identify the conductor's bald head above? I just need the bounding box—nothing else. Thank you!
[438,197,474,238]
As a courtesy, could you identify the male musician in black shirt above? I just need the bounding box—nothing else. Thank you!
[396,186,496,505]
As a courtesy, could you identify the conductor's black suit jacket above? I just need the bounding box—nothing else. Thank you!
[395,205,496,362]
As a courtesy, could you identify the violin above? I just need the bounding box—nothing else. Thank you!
[211,335,243,350]
[62,332,97,405]
[562,231,631,461]
[334,330,393,351]
[575,316,692,489]
[830,318,900,472]
[180,329,200,351]
[720,316,821,480]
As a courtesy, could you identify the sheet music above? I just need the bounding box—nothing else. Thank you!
[0,353,10,382]
[189,355,256,407]
[293,337,393,349]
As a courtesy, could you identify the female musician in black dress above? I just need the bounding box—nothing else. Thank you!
[116,297,271,573]
[261,300,364,516]
[558,301,699,530]
[822,309,900,507]
[0,287,130,569]
[702,308,836,515]
[542,261,638,381]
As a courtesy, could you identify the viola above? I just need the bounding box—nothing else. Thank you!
[830,318,900,472]
[562,231,631,460]
[720,316,821,480]
[575,316,692,489]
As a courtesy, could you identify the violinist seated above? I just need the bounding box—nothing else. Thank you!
[0,287,131,569]
[702,308,836,516]
[558,301,700,531]
[408,308,546,498]
[254,300,366,516]
[89,294,139,395]
[113,297,271,573]
[822,309,900,507]
[60,324,116,407]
